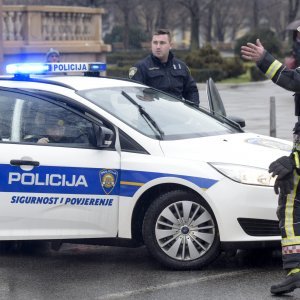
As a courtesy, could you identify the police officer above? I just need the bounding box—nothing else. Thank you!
[129,29,200,106]
[241,34,300,295]
[46,48,60,63]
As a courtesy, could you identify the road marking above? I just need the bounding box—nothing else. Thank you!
[96,270,250,299]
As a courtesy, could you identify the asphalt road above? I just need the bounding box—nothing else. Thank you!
[0,242,292,300]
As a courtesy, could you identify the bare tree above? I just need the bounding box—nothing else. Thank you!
[205,0,215,43]
[178,0,201,50]
[98,0,140,49]
[136,0,174,35]
[229,0,250,40]
[289,0,300,22]
[253,0,259,30]
[214,0,233,41]
[136,0,158,35]
[156,0,168,28]
[72,0,300,50]
[212,0,249,42]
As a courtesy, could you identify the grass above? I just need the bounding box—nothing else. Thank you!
[219,62,264,84]
[219,69,251,84]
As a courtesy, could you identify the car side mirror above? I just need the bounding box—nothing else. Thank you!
[228,116,246,128]
[94,124,114,148]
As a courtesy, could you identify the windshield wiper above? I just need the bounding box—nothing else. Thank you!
[121,91,164,139]
[212,112,243,131]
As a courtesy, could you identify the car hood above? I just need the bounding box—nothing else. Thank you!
[159,132,293,169]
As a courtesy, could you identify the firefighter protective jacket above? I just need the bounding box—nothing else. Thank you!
[258,50,300,269]
[257,50,300,92]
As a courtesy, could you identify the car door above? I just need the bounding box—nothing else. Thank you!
[207,77,245,128]
[0,89,120,240]
[207,77,227,117]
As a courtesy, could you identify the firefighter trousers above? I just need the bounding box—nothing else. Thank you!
[279,172,300,269]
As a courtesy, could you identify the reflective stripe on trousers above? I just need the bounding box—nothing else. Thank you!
[279,171,300,269]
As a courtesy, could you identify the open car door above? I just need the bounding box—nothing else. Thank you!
[207,78,246,128]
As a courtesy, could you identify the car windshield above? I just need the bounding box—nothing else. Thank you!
[78,86,240,140]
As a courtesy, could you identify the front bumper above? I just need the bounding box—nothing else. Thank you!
[205,177,281,242]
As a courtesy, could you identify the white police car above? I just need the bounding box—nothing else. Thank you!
[0,62,292,269]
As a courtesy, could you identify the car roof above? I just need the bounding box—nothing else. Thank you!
[43,76,144,90]
[0,75,144,92]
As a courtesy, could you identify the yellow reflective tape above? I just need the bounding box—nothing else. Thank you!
[285,172,300,238]
[265,60,282,79]
[120,181,144,186]
[282,236,300,246]
[294,152,300,168]
[288,268,300,276]
[285,193,295,237]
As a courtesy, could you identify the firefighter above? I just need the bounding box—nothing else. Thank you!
[129,29,199,107]
[241,34,300,295]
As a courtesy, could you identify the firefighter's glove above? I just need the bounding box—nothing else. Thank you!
[269,156,294,195]
[273,174,294,195]
[293,122,300,151]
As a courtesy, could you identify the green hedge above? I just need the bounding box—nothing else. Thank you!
[234,28,282,57]
[190,69,226,82]
[106,66,226,82]
[106,66,129,79]
[249,66,267,81]
[106,51,148,65]
[105,44,247,82]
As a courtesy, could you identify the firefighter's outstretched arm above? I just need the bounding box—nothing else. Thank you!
[241,38,300,93]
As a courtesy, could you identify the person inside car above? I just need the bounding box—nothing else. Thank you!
[37,119,68,144]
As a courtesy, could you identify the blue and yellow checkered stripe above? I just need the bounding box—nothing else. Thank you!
[120,170,217,197]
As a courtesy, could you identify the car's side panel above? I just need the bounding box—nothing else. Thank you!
[118,151,223,238]
[0,144,120,239]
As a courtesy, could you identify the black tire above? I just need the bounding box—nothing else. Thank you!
[0,241,14,253]
[142,190,220,270]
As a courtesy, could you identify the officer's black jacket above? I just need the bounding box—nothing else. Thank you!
[130,52,200,106]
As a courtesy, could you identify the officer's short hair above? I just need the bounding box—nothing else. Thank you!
[153,29,172,41]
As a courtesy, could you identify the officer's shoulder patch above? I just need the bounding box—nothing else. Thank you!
[129,67,137,79]
[186,65,191,74]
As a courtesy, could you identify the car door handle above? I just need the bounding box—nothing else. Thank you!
[10,160,40,167]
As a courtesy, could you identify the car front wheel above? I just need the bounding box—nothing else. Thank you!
[142,190,220,269]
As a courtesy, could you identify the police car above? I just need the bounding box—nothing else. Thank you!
[0,62,292,270]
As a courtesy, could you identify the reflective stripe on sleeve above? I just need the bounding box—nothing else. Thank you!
[294,152,300,169]
[265,60,282,79]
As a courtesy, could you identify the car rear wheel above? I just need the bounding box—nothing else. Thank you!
[142,190,220,269]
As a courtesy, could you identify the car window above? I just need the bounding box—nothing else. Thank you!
[79,86,240,140]
[0,94,15,142]
[0,90,96,148]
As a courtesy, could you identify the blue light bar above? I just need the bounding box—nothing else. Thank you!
[6,62,107,75]
[6,63,50,75]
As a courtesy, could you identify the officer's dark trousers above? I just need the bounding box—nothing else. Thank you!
[279,172,300,269]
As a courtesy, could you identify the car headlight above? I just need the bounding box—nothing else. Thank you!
[209,162,276,186]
